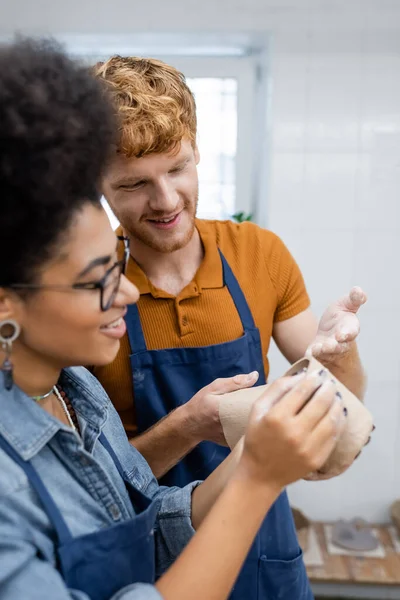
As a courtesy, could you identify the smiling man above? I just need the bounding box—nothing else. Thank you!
[93,56,366,600]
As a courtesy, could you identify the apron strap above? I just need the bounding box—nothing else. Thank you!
[98,432,152,513]
[98,432,126,479]
[125,304,147,353]
[125,249,256,353]
[218,249,256,331]
[0,433,72,544]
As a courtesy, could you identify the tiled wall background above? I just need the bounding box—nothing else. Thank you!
[2,0,400,522]
[266,27,400,522]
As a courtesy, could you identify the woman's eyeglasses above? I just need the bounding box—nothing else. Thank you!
[8,236,130,312]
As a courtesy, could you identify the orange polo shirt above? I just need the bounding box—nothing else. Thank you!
[92,219,310,437]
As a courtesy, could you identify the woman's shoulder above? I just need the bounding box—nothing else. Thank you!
[61,365,109,397]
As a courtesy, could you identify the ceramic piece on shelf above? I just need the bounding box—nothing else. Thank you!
[331,518,378,552]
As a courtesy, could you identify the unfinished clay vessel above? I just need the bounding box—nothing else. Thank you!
[218,356,374,481]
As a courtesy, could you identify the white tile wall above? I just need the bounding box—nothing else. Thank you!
[271,54,308,152]
[355,154,400,230]
[269,153,358,231]
[268,27,400,522]
[306,58,362,153]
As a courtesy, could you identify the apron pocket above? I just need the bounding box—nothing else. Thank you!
[257,549,313,600]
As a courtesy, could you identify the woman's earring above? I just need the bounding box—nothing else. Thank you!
[0,319,20,391]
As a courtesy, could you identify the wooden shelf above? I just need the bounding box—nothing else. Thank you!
[307,522,400,586]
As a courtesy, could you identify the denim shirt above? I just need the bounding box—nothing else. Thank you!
[0,366,199,600]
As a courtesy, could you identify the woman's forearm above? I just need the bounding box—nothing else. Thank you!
[190,438,244,529]
[156,467,280,600]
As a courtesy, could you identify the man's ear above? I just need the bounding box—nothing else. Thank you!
[194,144,200,165]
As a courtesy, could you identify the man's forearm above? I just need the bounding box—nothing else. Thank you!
[130,406,199,478]
[321,342,366,400]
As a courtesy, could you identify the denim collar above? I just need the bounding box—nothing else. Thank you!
[0,367,109,461]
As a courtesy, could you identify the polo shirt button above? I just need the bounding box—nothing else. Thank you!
[182,316,188,326]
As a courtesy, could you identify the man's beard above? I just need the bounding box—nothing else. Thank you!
[122,196,198,254]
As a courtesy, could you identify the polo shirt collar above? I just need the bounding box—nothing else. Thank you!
[118,220,224,298]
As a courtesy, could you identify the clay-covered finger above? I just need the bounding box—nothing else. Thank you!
[271,370,328,418]
[208,371,259,394]
[252,372,307,416]
[296,379,338,430]
[343,286,367,312]
[302,398,344,469]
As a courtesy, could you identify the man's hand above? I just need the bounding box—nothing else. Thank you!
[132,371,259,479]
[307,287,367,364]
[183,372,260,445]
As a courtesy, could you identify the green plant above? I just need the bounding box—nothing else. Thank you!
[231,211,253,223]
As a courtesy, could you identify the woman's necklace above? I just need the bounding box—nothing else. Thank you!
[52,385,77,431]
[32,385,77,432]
[31,388,53,402]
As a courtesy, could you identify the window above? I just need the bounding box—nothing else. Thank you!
[188,77,237,219]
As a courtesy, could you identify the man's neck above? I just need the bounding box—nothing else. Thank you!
[129,228,204,296]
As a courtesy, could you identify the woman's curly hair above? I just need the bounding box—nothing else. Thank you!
[0,38,117,286]
[94,56,196,158]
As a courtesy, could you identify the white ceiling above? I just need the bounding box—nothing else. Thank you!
[1,0,399,36]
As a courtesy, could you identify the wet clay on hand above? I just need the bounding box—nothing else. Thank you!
[218,357,374,481]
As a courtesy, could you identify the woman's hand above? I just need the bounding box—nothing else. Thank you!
[240,369,345,491]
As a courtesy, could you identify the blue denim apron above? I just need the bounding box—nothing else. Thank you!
[0,432,158,600]
[126,250,313,599]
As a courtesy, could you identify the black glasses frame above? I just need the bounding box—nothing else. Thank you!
[7,236,130,312]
